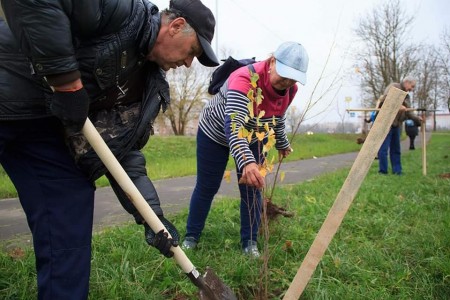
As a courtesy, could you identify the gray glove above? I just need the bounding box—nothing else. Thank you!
[144,216,179,258]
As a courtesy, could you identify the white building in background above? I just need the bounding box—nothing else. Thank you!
[426,113,450,131]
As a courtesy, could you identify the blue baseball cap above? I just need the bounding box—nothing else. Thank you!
[274,42,309,85]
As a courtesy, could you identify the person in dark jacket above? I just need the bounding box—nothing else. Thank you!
[0,0,218,299]
[405,118,420,150]
[376,76,422,175]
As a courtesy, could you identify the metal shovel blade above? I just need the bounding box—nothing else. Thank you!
[197,267,237,300]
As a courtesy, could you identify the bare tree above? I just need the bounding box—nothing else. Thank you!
[164,61,213,135]
[437,28,450,112]
[285,106,303,133]
[414,46,441,130]
[415,46,439,108]
[354,0,419,106]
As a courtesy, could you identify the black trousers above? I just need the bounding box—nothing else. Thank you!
[0,117,95,300]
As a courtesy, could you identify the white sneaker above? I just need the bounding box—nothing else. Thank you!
[242,240,260,258]
[181,237,198,250]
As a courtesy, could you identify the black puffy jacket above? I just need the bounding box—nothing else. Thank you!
[0,18,51,119]
[0,0,170,180]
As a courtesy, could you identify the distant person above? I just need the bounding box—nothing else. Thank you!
[182,41,309,257]
[0,0,218,298]
[377,77,422,175]
[404,118,420,150]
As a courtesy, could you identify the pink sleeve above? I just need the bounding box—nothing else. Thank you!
[227,67,252,94]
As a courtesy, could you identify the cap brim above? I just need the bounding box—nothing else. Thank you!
[197,35,219,67]
[276,60,307,85]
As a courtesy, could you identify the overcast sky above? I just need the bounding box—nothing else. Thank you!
[152,0,449,125]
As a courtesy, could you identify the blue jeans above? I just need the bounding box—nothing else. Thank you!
[0,118,95,300]
[378,126,402,174]
[185,128,263,245]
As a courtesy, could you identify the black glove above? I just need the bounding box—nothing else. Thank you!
[50,87,90,135]
[144,216,179,258]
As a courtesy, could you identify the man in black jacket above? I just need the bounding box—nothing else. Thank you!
[0,0,218,299]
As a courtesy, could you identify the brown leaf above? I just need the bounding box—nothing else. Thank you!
[8,247,25,259]
[282,240,293,251]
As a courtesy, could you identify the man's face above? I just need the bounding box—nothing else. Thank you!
[149,19,203,71]
[404,80,416,92]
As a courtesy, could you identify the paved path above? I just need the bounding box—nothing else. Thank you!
[0,133,429,247]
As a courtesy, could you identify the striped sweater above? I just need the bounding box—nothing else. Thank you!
[199,60,298,170]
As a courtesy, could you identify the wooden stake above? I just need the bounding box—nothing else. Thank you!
[421,112,427,175]
[282,87,407,300]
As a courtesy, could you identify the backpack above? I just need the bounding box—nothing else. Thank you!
[405,119,415,127]
[208,56,256,95]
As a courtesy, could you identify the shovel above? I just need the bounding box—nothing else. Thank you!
[82,118,237,300]
[282,87,407,299]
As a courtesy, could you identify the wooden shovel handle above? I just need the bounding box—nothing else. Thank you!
[283,87,407,299]
[82,118,195,273]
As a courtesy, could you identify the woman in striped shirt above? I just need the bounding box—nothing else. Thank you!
[182,42,309,257]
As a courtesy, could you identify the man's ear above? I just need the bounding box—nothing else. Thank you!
[168,18,186,36]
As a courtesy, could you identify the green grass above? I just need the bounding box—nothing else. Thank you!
[0,133,362,198]
[1,133,449,299]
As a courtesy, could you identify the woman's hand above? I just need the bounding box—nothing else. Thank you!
[278,147,293,161]
[240,162,265,189]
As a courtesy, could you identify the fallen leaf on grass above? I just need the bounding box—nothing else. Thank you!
[282,240,293,251]
[8,247,25,259]
[223,170,231,183]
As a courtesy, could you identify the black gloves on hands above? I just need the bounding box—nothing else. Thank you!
[50,87,90,135]
[144,216,180,258]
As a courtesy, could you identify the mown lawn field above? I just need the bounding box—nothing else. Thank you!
[1,132,448,299]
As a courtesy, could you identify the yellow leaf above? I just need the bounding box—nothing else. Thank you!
[264,122,269,132]
[258,110,265,119]
[256,131,265,141]
[305,195,316,203]
[247,90,254,102]
[272,115,276,125]
[259,168,267,178]
[267,133,276,145]
[244,115,250,123]
[238,127,249,139]
[251,73,259,84]
[223,170,231,183]
[232,122,236,133]
[247,129,253,143]
[280,172,285,182]
[230,112,237,120]
[256,88,264,106]
[247,102,254,118]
